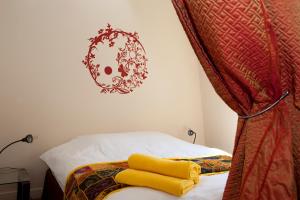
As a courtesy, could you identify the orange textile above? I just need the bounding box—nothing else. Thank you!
[172,0,300,199]
[64,155,231,200]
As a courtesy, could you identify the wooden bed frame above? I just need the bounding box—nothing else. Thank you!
[41,169,63,200]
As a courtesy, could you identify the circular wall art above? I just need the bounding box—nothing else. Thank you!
[82,24,148,94]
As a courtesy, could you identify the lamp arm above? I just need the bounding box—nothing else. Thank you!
[193,133,197,144]
[0,140,22,154]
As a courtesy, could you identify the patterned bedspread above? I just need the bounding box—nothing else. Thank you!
[64,155,231,200]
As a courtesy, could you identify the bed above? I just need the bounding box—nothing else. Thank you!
[40,132,231,200]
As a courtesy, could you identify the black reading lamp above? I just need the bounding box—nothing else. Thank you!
[187,129,197,144]
[0,134,33,154]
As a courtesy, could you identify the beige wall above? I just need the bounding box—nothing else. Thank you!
[199,69,238,153]
[0,0,207,197]
[0,0,237,198]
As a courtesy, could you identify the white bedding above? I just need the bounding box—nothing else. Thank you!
[40,132,230,200]
[107,173,228,200]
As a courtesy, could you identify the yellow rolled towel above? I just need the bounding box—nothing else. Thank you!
[115,169,194,196]
[128,154,200,183]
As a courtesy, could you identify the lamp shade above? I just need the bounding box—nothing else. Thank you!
[21,134,33,143]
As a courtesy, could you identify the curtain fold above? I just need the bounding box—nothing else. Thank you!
[172,0,300,199]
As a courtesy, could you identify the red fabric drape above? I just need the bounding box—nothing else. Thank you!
[172,0,300,199]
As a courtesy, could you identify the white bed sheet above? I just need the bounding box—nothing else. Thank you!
[40,132,230,200]
[106,173,228,200]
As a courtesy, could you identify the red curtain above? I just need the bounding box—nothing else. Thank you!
[172,0,300,199]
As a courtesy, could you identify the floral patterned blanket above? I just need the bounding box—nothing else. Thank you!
[64,155,231,200]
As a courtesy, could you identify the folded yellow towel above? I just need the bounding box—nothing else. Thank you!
[128,153,200,183]
[115,169,194,196]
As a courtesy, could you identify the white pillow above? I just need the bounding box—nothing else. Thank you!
[40,131,229,190]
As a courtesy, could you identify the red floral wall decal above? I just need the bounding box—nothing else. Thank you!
[82,24,148,94]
